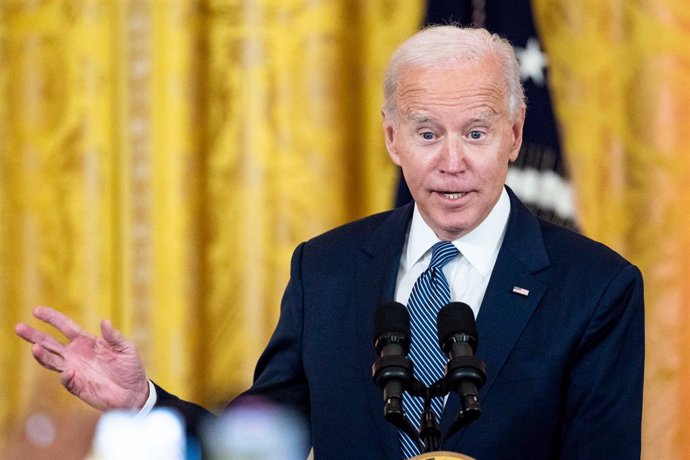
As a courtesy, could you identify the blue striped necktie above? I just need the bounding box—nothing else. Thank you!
[400,241,459,458]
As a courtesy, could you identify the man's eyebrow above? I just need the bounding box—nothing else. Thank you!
[469,115,493,124]
[408,113,433,123]
[471,109,499,123]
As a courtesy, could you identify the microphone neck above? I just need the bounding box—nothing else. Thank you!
[446,333,476,357]
[381,342,406,357]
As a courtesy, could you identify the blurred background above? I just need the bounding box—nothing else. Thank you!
[1,0,688,458]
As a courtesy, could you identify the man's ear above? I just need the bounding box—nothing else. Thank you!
[508,107,526,163]
[382,111,402,166]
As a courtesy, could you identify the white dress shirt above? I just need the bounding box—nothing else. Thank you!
[394,188,511,320]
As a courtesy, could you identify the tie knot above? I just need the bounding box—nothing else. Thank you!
[429,241,458,270]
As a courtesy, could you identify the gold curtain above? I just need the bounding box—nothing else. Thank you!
[0,0,424,456]
[534,1,690,458]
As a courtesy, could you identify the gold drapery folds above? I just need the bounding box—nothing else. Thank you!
[534,1,690,458]
[0,0,423,455]
[5,1,688,457]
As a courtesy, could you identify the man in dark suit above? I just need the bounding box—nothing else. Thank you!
[16,26,644,459]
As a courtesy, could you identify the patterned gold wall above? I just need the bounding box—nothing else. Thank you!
[3,0,690,458]
[0,0,424,456]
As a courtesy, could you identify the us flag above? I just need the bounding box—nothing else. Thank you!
[396,0,577,230]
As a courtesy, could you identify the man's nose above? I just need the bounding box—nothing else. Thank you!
[439,138,466,173]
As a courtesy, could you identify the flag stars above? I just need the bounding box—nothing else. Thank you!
[516,37,548,86]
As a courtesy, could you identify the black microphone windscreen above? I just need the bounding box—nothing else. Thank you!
[373,301,410,343]
[437,302,477,345]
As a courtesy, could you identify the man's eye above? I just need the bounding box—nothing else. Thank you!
[469,130,483,140]
[421,132,435,140]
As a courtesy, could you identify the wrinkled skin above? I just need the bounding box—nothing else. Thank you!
[383,56,524,241]
[15,306,149,411]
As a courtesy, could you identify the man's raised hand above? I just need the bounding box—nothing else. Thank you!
[15,306,150,411]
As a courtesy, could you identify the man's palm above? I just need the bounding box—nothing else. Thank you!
[15,307,149,411]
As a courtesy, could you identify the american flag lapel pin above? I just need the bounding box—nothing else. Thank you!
[512,286,530,297]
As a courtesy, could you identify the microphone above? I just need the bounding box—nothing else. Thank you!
[437,302,487,439]
[371,301,418,443]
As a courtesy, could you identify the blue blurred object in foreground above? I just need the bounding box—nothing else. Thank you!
[203,397,310,460]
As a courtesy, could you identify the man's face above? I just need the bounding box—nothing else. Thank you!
[383,57,525,241]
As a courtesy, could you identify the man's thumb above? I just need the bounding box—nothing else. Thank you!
[100,320,125,347]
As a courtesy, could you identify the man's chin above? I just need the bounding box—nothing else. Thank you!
[431,218,474,241]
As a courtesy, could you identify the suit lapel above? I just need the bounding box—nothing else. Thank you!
[354,204,414,460]
[441,189,551,450]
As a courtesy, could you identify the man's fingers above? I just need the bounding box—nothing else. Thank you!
[15,323,66,354]
[15,322,37,343]
[33,306,86,340]
[31,344,65,373]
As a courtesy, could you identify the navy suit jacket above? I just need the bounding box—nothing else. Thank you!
[157,187,644,459]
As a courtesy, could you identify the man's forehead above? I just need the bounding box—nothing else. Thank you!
[394,68,507,119]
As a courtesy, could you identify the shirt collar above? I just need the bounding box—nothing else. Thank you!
[405,187,511,277]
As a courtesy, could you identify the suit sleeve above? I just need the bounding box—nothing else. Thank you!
[559,264,645,459]
[153,381,214,439]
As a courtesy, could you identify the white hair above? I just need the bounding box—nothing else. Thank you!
[383,25,526,121]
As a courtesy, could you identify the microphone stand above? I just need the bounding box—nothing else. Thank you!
[374,356,485,453]
[440,354,486,443]
[376,374,442,454]
[418,383,443,452]
[408,379,446,453]
[372,353,424,451]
